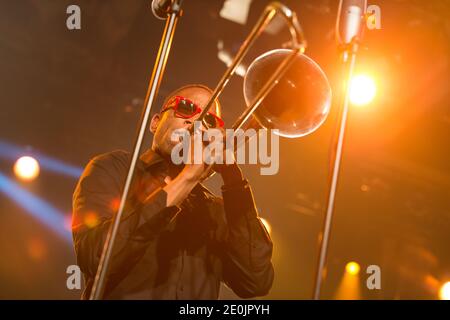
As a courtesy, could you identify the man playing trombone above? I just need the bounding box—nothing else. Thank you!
[72,84,274,300]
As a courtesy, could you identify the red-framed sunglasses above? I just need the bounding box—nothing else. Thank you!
[161,95,224,128]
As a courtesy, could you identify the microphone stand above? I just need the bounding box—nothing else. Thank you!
[89,0,183,300]
[313,37,360,300]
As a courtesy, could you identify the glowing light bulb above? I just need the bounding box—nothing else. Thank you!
[345,262,360,275]
[14,156,40,181]
[349,75,376,106]
[439,281,450,300]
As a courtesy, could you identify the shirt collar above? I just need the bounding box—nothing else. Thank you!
[139,148,166,169]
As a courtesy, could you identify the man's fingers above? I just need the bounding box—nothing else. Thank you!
[164,176,172,185]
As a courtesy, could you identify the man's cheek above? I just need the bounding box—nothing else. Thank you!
[167,128,185,150]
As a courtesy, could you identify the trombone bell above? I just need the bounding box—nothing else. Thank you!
[243,49,332,138]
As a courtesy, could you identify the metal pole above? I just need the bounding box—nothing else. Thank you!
[89,1,182,300]
[313,41,359,300]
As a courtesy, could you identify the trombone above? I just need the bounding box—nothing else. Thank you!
[197,2,332,138]
[90,1,331,300]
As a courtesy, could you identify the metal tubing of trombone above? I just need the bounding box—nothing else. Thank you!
[89,2,182,300]
[313,41,359,300]
[201,47,300,181]
[232,48,300,130]
[197,2,306,126]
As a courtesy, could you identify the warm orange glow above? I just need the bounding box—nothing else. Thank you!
[260,217,272,235]
[13,156,40,181]
[349,74,377,106]
[439,281,450,300]
[345,262,361,275]
[84,212,99,228]
[335,263,361,299]
[424,274,440,293]
[28,238,47,260]
[111,198,121,211]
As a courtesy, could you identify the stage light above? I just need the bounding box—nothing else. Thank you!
[219,0,252,25]
[260,217,272,235]
[0,141,83,178]
[349,74,376,106]
[345,261,360,275]
[335,262,362,299]
[439,281,450,300]
[14,156,40,181]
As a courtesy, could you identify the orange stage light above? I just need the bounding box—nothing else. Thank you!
[439,281,450,300]
[346,261,361,275]
[349,74,377,106]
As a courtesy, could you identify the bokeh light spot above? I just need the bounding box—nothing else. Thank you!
[439,281,450,300]
[13,156,40,181]
[349,74,376,106]
[28,237,47,261]
[84,212,99,228]
[345,261,360,275]
[111,198,121,211]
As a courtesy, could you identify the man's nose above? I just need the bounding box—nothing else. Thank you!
[192,115,209,131]
[183,117,207,133]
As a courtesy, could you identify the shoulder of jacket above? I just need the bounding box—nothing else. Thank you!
[91,149,130,161]
[90,149,130,167]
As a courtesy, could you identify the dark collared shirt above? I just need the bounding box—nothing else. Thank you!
[72,149,274,299]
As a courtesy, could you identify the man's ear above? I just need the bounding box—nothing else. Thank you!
[150,113,161,134]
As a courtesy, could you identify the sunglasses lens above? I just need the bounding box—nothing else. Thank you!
[204,113,218,128]
[177,99,196,116]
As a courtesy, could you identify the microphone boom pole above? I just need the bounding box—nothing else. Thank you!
[89,0,183,300]
[313,40,359,300]
[313,1,366,300]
